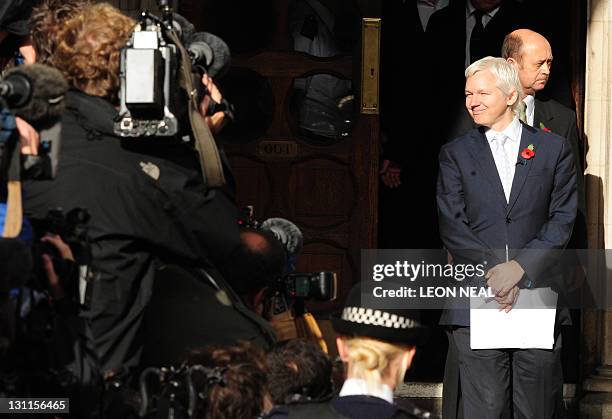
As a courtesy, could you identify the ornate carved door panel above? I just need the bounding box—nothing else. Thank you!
[180,0,380,312]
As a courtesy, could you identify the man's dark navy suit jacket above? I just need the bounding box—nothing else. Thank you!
[437,123,577,326]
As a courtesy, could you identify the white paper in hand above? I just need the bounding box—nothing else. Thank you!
[470,288,558,349]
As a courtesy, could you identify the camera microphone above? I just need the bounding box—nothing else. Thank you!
[187,32,231,79]
[0,72,30,108]
[261,218,304,257]
[0,65,69,180]
[1,64,68,128]
[188,41,213,69]
[170,13,231,79]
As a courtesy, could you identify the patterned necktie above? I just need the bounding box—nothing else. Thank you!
[518,101,528,124]
[493,134,512,202]
[470,10,485,64]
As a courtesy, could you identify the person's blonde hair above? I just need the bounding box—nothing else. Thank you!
[343,337,413,391]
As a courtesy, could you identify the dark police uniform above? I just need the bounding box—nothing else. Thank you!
[265,395,433,419]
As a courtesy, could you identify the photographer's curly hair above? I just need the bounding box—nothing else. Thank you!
[29,0,91,65]
[51,3,135,103]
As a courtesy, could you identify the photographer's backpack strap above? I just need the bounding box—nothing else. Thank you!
[166,29,226,188]
[2,136,21,238]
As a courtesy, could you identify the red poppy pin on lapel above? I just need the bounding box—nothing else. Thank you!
[539,122,552,133]
[520,144,535,160]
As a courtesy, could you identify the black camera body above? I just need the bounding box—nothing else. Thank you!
[284,272,337,302]
[28,208,90,297]
[138,364,225,419]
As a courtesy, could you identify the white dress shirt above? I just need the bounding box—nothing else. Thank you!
[465,1,501,68]
[339,378,394,404]
[523,94,535,126]
[485,117,523,203]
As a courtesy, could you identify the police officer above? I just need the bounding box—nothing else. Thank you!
[266,282,433,419]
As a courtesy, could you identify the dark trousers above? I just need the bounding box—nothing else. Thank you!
[452,327,563,419]
[443,330,463,419]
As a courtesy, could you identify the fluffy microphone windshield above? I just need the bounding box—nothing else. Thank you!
[188,32,231,79]
[261,218,303,257]
[4,64,68,128]
[172,13,231,79]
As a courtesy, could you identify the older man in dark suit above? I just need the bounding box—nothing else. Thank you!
[437,57,577,418]
[503,29,586,247]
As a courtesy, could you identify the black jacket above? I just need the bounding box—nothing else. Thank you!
[23,91,272,374]
[265,395,433,419]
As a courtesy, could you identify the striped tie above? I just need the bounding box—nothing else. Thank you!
[493,134,512,202]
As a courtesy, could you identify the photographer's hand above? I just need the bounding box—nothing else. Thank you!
[198,74,226,134]
[42,253,64,299]
[41,235,75,300]
[15,117,39,155]
[18,36,36,65]
[41,234,75,261]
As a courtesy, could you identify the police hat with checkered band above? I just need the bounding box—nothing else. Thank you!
[331,282,429,345]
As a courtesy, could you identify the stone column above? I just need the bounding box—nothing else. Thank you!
[581,0,612,416]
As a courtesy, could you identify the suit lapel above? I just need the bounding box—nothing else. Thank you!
[507,125,539,214]
[533,98,553,130]
[467,129,507,204]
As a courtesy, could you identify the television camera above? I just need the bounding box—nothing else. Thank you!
[114,0,233,138]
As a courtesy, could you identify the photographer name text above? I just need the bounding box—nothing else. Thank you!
[372,286,494,298]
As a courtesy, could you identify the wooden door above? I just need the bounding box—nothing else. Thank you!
[179,0,381,312]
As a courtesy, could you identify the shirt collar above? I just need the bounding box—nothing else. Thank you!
[523,94,535,113]
[466,1,501,18]
[418,0,449,8]
[485,116,522,144]
[339,378,394,404]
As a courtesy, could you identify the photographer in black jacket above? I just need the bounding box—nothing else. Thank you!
[23,2,273,383]
[0,0,37,69]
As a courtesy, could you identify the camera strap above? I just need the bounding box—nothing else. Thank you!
[2,136,21,238]
[166,29,226,189]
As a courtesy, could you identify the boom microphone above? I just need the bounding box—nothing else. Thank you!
[1,64,68,128]
[171,13,231,79]
[187,32,231,78]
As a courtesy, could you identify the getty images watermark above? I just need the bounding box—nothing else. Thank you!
[359,249,608,310]
[371,259,494,299]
